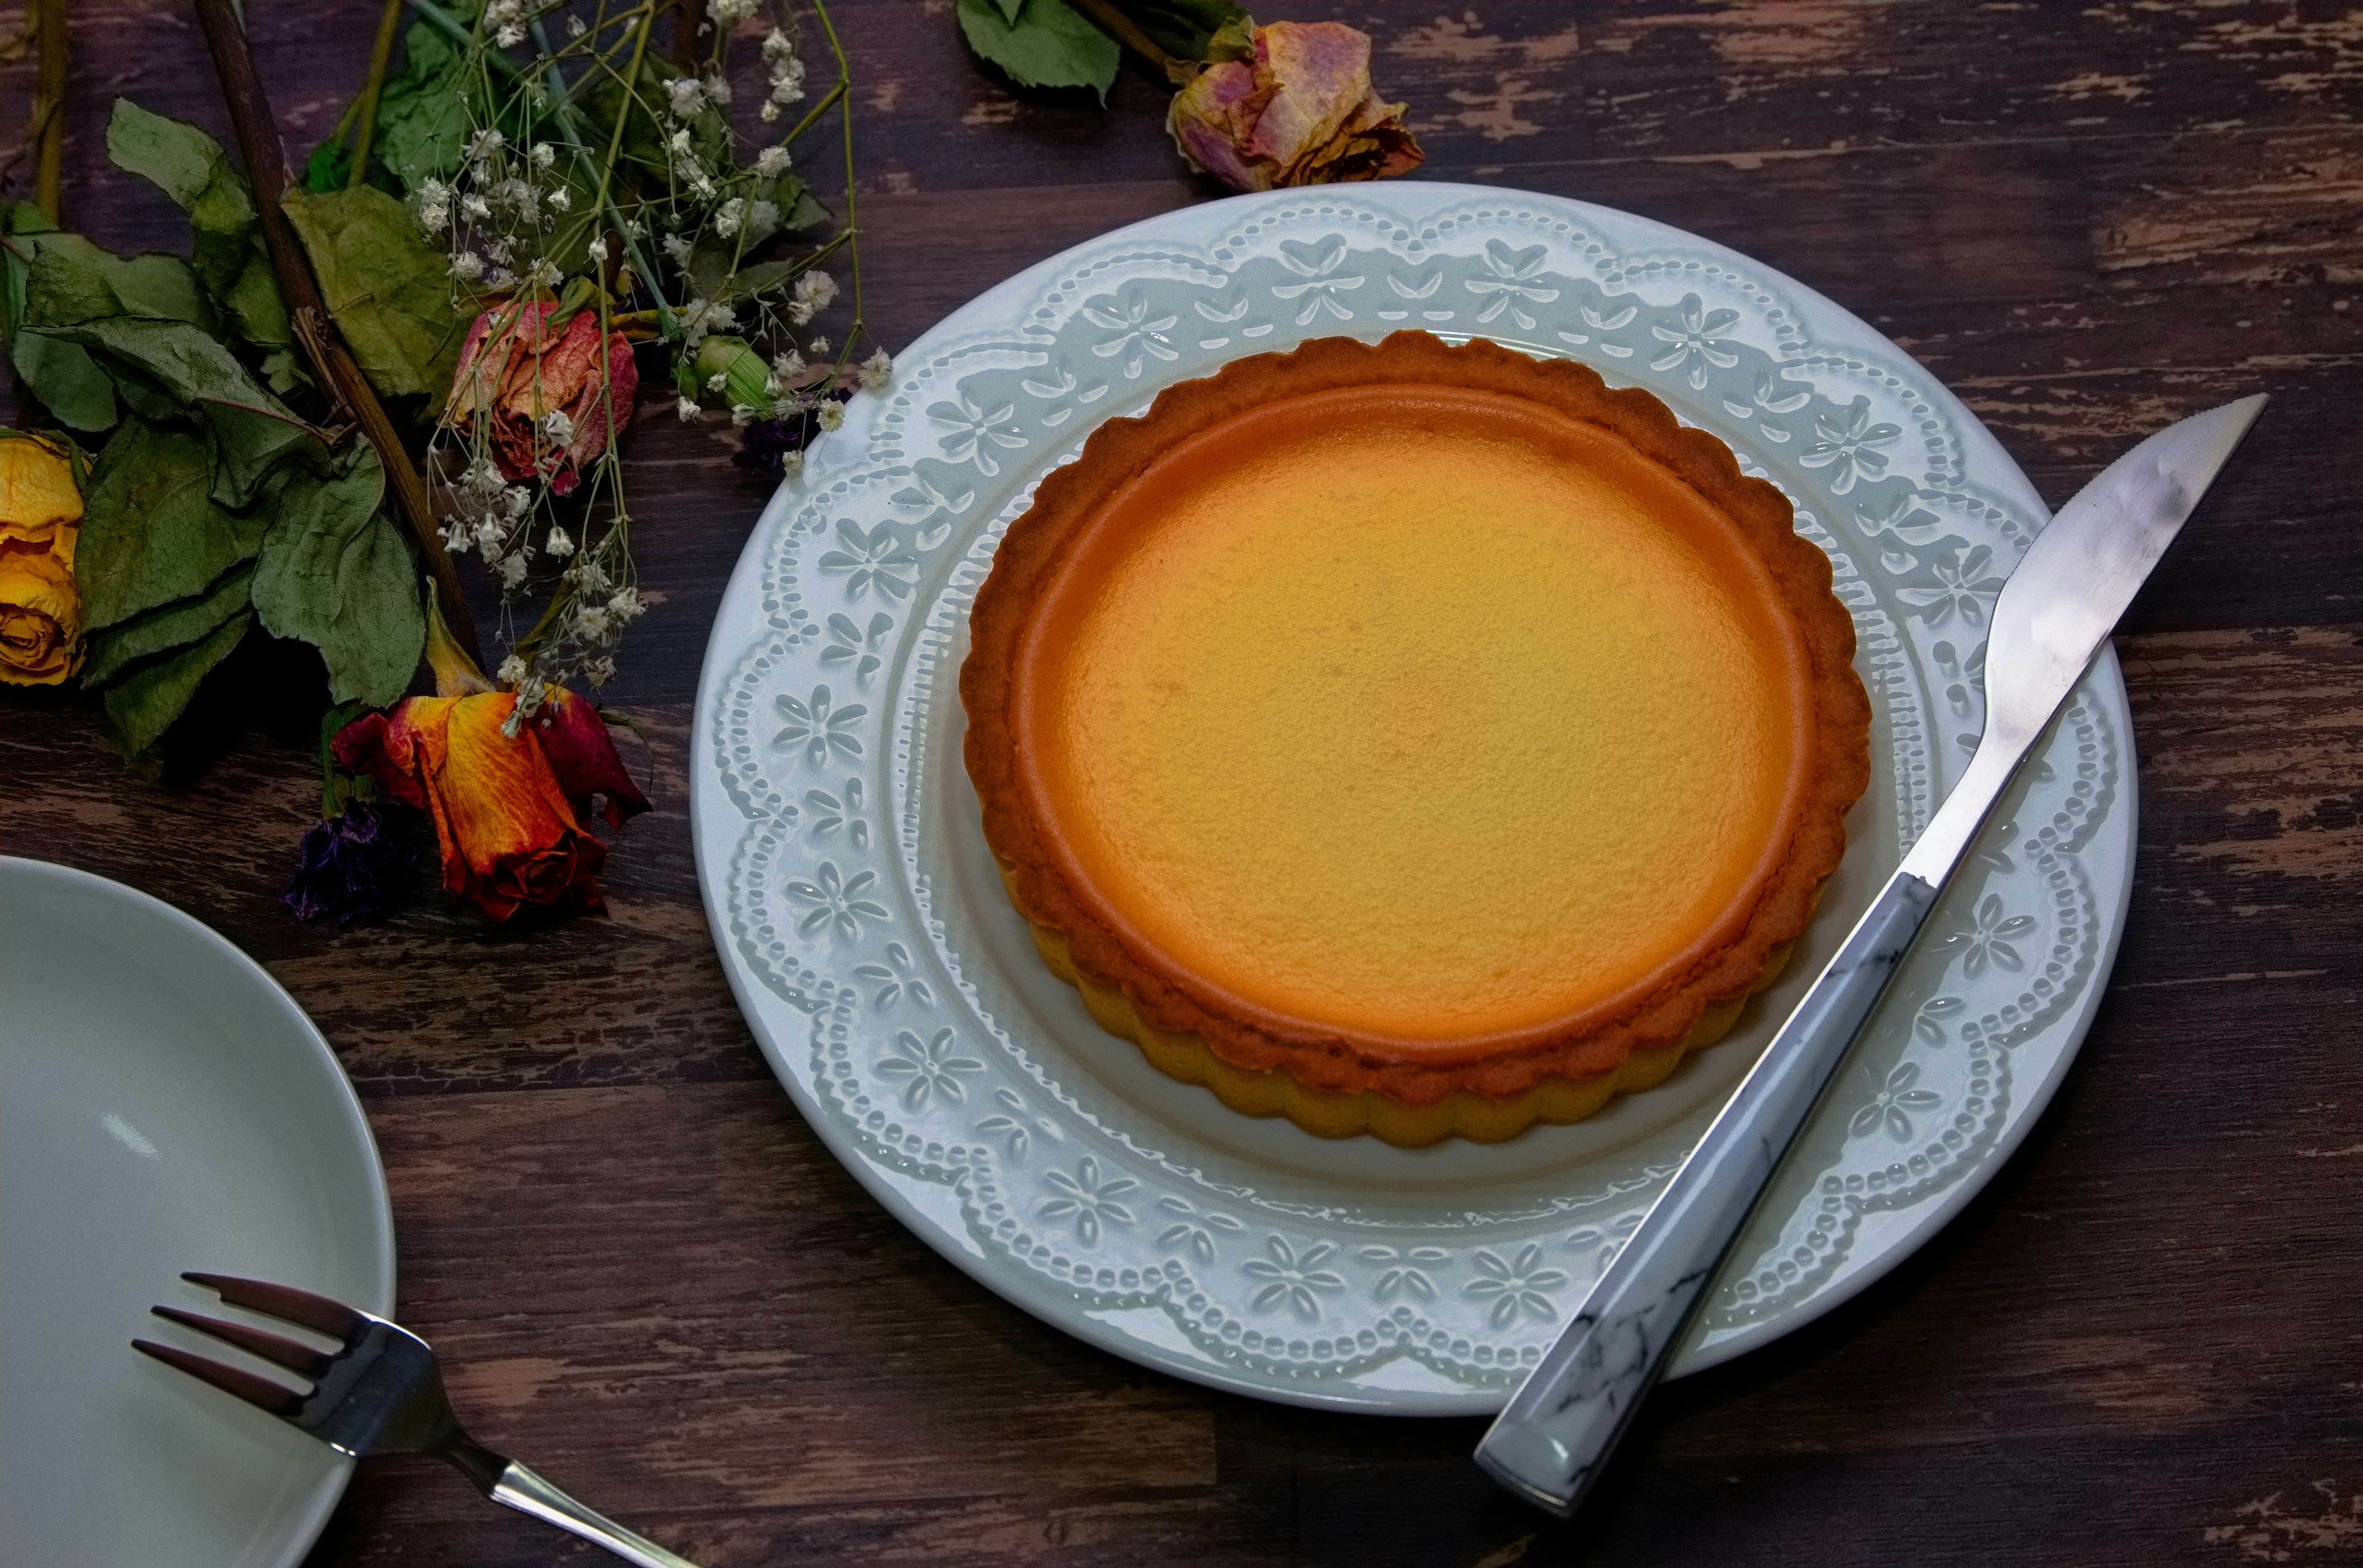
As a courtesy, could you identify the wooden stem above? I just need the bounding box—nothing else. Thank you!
[190,0,486,671]
[32,0,66,218]
[1067,0,1197,86]
[347,0,407,188]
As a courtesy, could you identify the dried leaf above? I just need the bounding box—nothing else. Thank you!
[82,559,256,687]
[955,0,1121,100]
[76,416,268,630]
[2,204,116,430]
[103,99,292,350]
[250,445,425,708]
[374,20,473,190]
[102,607,252,758]
[23,233,211,330]
[47,318,321,505]
[283,186,468,405]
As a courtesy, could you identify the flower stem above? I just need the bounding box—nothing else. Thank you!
[31,0,65,219]
[809,0,866,360]
[191,0,486,669]
[346,0,407,188]
[1067,0,1197,86]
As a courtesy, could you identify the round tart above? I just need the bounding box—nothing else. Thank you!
[961,332,1869,1146]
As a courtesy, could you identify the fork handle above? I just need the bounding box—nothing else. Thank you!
[490,1460,703,1568]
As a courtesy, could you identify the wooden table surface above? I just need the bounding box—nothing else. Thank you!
[7,2,2362,1562]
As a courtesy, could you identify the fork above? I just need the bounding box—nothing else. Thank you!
[133,1272,701,1568]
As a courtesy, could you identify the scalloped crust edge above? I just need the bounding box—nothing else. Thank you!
[1002,860,1805,1148]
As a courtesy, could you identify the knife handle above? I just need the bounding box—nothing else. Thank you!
[1474,869,1940,1518]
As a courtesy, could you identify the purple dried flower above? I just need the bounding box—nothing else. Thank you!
[281,801,417,925]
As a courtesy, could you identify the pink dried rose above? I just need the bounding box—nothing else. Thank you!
[1167,21,1423,193]
[446,301,639,497]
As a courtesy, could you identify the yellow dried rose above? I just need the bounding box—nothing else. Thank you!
[1167,21,1425,193]
[0,431,87,686]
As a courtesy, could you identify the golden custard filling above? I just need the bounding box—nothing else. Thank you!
[1013,383,1818,1062]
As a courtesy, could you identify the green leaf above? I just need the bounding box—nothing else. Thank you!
[708,259,804,306]
[47,318,322,505]
[767,175,832,235]
[956,0,1122,98]
[10,334,117,430]
[302,140,353,193]
[76,417,270,630]
[102,608,252,759]
[23,233,211,330]
[49,315,275,402]
[258,346,305,393]
[250,445,425,708]
[374,20,474,191]
[217,256,296,356]
[282,186,467,406]
[1123,0,1253,62]
[103,101,294,351]
[82,559,256,687]
[993,0,1023,23]
[2,204,118,430]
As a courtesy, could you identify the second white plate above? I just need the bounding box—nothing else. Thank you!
[693,183,2133,1412]
[0,858,396,1566]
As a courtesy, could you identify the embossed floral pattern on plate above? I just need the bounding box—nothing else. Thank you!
[692,185,2137,1414]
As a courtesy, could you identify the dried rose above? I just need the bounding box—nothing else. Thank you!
[0,431,86,686]
[329,607,650,921]
[1167,21,1424,194]
[281,801,418,926]
[446,301,639,497]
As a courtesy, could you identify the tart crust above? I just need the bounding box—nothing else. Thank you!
[960,331,1869,1146]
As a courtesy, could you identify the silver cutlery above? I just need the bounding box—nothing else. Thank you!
[134,1272,700,1567]
[1475,394,2269,1518]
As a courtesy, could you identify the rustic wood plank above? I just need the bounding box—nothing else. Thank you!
[6,1,2363,1564]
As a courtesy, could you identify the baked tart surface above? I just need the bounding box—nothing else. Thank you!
[961,332,1869,1146]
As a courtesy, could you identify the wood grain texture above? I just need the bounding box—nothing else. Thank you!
[4,2,2361,1564]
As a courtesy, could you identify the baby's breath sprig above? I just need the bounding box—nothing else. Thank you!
[368,0,881,702]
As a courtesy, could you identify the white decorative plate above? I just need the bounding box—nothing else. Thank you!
[0,858,396,1565]
[691,184,2132,1413]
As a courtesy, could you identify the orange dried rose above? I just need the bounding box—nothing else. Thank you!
[330,608,650,921]
[0,431,86,686]
[1167,21,1424,193]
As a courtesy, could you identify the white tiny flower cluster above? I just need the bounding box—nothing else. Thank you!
[676,295,737,347]
[759,28,806,122]
[439,457,547,596]
[484,0,526,47]
[417,121,578,297]
[788,269,836,326]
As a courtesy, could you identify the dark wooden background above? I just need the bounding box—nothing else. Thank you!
[7,2,2362,1563]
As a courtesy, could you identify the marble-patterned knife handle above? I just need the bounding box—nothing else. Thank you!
[1474,869,1940,1517]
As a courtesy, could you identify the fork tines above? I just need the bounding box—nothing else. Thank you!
[130,1272,366,1420]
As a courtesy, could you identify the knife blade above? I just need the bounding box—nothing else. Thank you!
[1474,393,2268,1519]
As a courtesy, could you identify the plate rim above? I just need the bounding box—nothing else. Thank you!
[691,182,2134,1412]
[0,855,398,1558]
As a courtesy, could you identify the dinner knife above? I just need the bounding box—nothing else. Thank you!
[1474,393,2268,1518]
